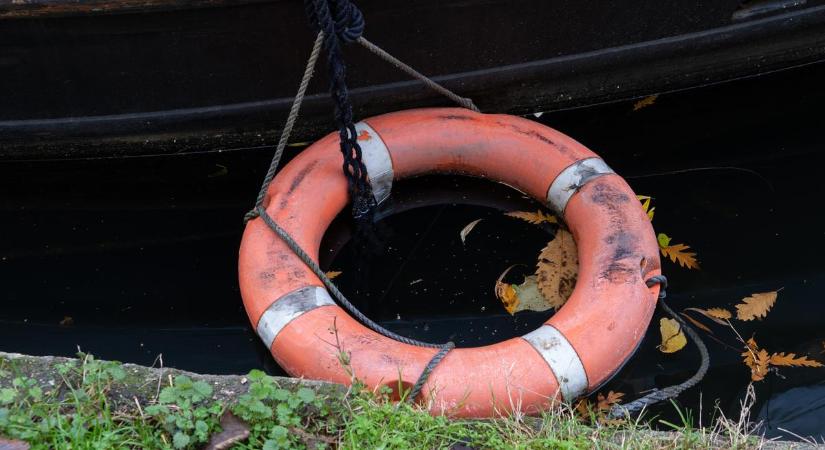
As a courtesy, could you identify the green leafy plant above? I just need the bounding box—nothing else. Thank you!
[145,375,223,449]
[232,369,332,449]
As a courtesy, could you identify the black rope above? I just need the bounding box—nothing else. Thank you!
[305,0,376,222]
[243,0,457,404]
[607,275,710,419]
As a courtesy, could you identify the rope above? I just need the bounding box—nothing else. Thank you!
[246,0,484,402]
[607,275,709,419]
[245,32,324,223]
[356,37,480,112]
[244,8,459,400]
[407,341,455,404]
[305,0,376,221]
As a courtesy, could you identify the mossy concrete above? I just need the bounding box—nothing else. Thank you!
[0,351,821,449]
[0,351,342,407]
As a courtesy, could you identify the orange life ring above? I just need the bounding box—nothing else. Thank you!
[239,108,662,418]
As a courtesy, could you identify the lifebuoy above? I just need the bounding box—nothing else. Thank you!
[239,108,661,418]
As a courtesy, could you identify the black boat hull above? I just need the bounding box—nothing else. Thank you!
[2,0,825,159]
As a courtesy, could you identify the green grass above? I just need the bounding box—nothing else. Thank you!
[0,353,764,449]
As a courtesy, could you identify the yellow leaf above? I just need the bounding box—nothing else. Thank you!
[495,266,520,314]
[495,269,554,315]
[658,318,687,353]
[657,233,671,248]
[735,291,778,321]
[769,352,824,368]
[679,312,713,334]
[459,219,482,244]
[660,243,700,269]
[535,229,578,310]
[633,94,658,111]
[504,210,558,225]
[637,195,655,221]
[325,270,342,280]
[683,307,731,326]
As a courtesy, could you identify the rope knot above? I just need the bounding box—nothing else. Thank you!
[329,0,364,43]
[306,0,364,44]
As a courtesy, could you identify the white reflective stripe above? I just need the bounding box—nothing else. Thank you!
[256,286,335,348]
[522,325,588,402]
[355,122,394,204]
[546,158,614,216]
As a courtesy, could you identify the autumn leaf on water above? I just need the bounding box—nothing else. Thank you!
[325,270,342,280]
[596,391,625,412]
[679,312,713,334]
[741,337,822,381]
[494,266,520,313]
[741,338,771,382]
[535,229,578,310]
[658,318,687,353]
[504,210,558,225]
[636,195,655,221]
[735,291,778,321]
[633,94,658,111]
[459,219,483,244]
[769,353,824,368]
[575,391,626,424]
[683,307,731,326]
[494,267,552,315]
[658,233,700,269]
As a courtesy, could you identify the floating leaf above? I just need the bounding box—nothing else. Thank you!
[495,268,553,315]
[735,291,778,321]
[325,271,342,280]
[495,266,520,313]
[745,349,771,382]
[660,242,700,270]
[658,318,687,353]
[769,352,824,368]
[575,391,626,423]
[633,94,658,111]
[535,229,578,310]
[657,233,672,248]
[742,337,771,381]
[679,312,713,334]
[459,219,483,244]
[596,391,625,412]
[637,195,655,221]
[683,307,731,326]
[504,210,558,225]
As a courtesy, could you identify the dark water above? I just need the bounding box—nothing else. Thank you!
[2,62,825,440]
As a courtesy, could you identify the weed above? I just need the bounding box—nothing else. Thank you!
[0,352,771,449]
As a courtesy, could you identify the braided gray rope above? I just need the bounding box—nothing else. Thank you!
[245,32,325,222]
[607,278,709,419]
[357,36,480,112]
[246,30,475,401]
